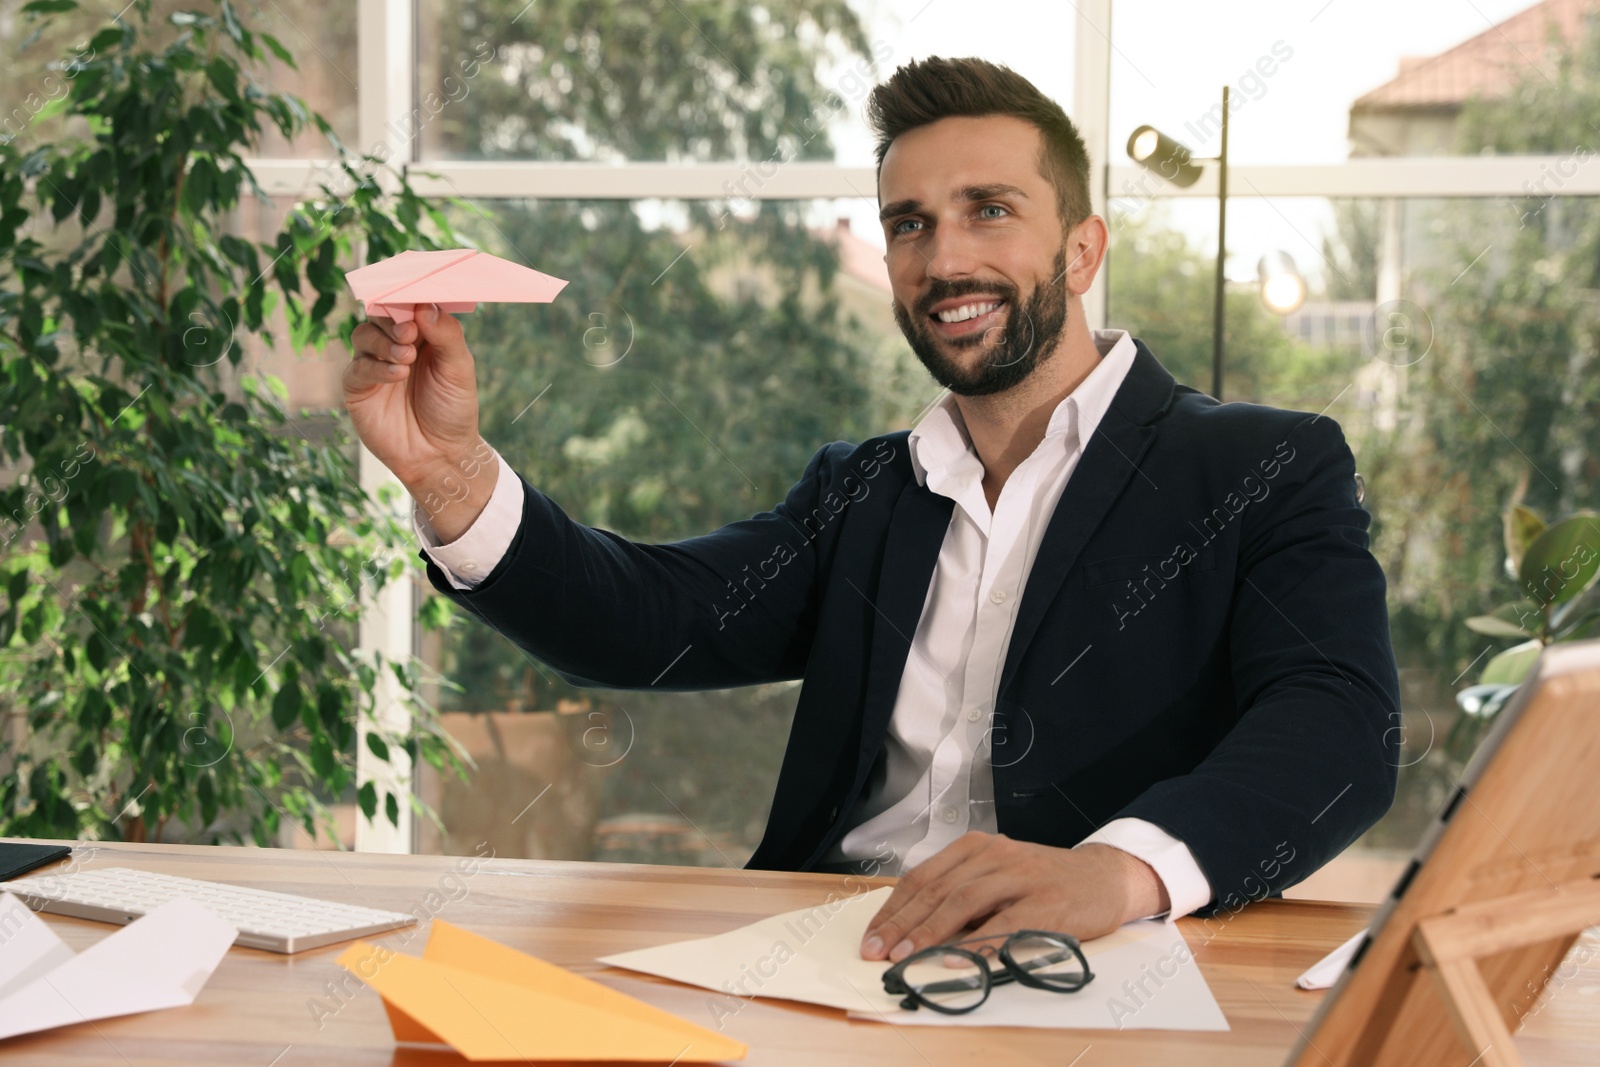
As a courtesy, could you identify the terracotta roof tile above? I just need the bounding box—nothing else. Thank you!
[1352,0,1599,112]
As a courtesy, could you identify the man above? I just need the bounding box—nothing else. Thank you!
[342,57,1399,965]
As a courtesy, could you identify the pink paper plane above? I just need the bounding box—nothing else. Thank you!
[344,248,569,323]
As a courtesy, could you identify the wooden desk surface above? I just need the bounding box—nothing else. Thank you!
[0,841,1594,1066]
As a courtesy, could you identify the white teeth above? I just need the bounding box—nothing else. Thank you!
[936,300,1000,323]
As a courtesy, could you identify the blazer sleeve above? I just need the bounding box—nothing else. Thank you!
[1112,414,1401,913]
[419,441,853,691]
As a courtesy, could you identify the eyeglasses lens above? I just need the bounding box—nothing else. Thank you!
[901,950,988,1011]
[1007,934,1088,988]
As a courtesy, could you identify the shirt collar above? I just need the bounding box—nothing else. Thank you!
[907,328,1139,488]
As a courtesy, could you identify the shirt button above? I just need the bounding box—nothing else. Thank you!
[942,806,959,823]
[990,589,1006,604]
[966,708,982,723]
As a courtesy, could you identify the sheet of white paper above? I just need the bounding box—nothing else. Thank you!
[0,894,75,1001]
[0,891,237,1042]
[598,885,1228,1030]
[1296,928,1366,990]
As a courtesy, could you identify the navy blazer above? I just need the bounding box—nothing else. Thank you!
[423,341,1401,912]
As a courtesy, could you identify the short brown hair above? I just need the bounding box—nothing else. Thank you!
[866,56,1093,229]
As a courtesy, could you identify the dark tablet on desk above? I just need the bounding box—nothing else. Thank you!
[0,841,71,882]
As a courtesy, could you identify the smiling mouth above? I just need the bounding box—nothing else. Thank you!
[929,299,1007,336]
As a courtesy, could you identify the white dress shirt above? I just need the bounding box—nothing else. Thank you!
[414,328,1212,920]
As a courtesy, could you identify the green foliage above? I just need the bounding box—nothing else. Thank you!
[421,0,900,724]
[420,0,871,164]
[1106,207,1350,408]
[1317,23,1600,800]
[1455,505,1600,749]
[462,200,884,540]
[1518,512,1600,609]
[1320,199,1381,302]
[1455,18,1600,156]
[0,0,462,843]
[1360,17,1600,699]
[1465,509,1600,642]
[1436,17,1600,746]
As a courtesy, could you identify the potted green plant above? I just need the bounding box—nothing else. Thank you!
[0,0,464,844]
[1452,504,1600,756]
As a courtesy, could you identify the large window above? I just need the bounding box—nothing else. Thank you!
[224,0,1600,869]
[9,1,1596,887]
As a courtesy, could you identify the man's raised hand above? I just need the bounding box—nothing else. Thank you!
[343,304,499,542]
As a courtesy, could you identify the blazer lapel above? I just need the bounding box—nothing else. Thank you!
[998,344,1173,693]
[854,479,954,769]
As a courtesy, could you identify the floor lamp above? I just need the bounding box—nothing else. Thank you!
[1128,86,1231,401]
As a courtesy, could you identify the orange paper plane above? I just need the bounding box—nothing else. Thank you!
[344,248,569,322]
[337,920,746,1063]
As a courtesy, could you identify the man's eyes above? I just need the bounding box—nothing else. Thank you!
[891,204,1009,236]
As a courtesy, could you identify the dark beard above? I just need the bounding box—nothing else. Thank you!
[892,248,1069,397]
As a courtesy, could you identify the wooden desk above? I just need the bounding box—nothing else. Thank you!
[1,841,1595,1066]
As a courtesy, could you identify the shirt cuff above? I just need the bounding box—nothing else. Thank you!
[1078,817,1213,922]
[413,450,524,591]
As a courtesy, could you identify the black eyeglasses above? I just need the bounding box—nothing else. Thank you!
[880,929,1094,1014]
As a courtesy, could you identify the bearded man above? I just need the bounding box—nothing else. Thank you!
[343,56,1399,963]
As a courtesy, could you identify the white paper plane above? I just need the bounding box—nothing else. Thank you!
[0,890,236,1041]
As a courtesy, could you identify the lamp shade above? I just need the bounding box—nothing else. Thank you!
[1126,125,1203,188]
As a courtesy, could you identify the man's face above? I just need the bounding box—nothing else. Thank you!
[878,115,1073,397]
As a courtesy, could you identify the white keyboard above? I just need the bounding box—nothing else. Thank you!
[1,865,416,954]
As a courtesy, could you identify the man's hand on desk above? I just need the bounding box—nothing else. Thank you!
[858,833,1170,962]
[343,304,499,542]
